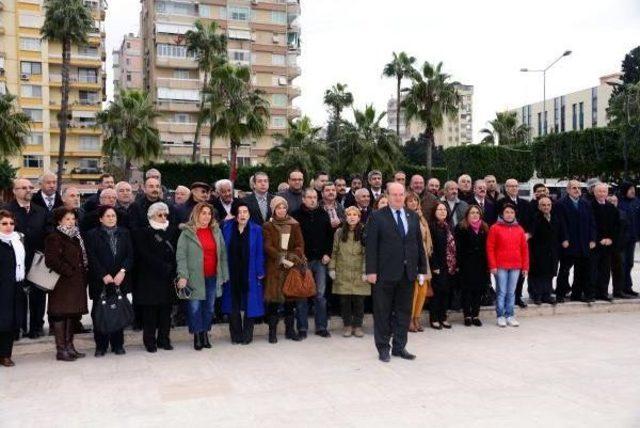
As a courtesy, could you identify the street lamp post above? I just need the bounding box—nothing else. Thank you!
[521,50,572,137]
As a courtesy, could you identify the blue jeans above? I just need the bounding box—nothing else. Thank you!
[186,277,216,334]
[296,260,328,332]
[495,269,520,318]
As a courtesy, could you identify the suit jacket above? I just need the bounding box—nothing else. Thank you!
[365,206,427,283]
[471,197,497,225]
[443,198,469,228]
[82,191,101,213]
[212,197,238,223]
[2,201,47,267]
[555,196,596,257]
[32,191,63,212]
[242,192,273,225]
[85,227,135,300]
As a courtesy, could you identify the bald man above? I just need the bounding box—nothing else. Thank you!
[365,182,428,362]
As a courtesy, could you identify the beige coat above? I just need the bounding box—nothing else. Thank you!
[328,229,371,296]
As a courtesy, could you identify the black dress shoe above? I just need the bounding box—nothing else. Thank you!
[430,322,442,330]
[613,293,631,299]
[296,331,307,340]
[464,318,472,326]
[516,299,528,308]
[315,330,331,338]
[193,334,203,351]
[441,321,452,329]
[542,297,557,305]
[472,318,483,327]
[392,349,416,360]
[533,299,542,305]
[378,351,391,363]
[158,342,174,351]
[625,289,639,297]
[94,349,106,357]
[556,297,565,304]
[145,345,157,353]
[597,295,613,302]
[113,348,126,355]
[203,332,212,349]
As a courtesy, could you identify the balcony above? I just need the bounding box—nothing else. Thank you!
[286,65,301,78]
[157,121,198,134]
[156,100,200,113]
[287,106,301,118]
[156,56,198,69]
[157,77,201,90]
[49,53,103,67]
[288,85,301,98]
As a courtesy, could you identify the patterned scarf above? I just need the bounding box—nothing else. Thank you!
[57,225,88,268]
[444,223,457,275]
[101,226,119,257]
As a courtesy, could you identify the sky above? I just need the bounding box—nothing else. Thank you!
[105,0,640,143]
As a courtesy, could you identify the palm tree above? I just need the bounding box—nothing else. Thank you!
[267,116,329,175]
[184,20,227,162]
[0,93,31,157]
[402,61,460,177]
[339,105,402,177]
[323,83,354,145]
[41,0,94,189]
[205,64,269,181]
[480,111,531,146]
[382,51,418,139]
[96,90,161,180]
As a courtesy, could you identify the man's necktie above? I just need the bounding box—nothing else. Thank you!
[258,196,268,220]
[396,210,406,238]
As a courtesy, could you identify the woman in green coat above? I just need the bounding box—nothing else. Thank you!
[328,206,371,338]
[176,202,229,350]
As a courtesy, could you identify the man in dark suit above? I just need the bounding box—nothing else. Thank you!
[83,173,115,213]
[31,172,63,213]
[590,183,620,302]
[497,178,531,307]
[472,179,497,225]
[3,178,48,339]
[128,177,172,230]
[365,182,428,363]
[243,171,273,225]
[343,175,363,208]
[555,180,596,302]
[211,179,237,223]
[367,170,384,206]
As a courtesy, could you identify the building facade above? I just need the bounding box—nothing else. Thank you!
[113,33,143,93]
[139,0,302,164]
[387,83,474,148]
[507,73,620,140]
[0,0,107,183]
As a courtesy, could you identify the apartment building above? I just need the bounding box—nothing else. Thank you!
[0,0,107,183]
[113,33,143,93]
[139,0,302,165]
[506,73,620,140]
[387,83,474,148]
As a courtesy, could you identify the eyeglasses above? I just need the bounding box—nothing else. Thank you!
[1,221,15,226]
[156,213,168,218]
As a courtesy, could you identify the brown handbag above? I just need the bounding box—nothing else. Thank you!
[283,264,317,299]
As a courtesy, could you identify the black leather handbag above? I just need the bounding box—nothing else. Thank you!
[94,286,134,334]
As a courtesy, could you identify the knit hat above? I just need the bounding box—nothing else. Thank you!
[499,202,517,216]
[270,195,288,213]
[190,181,211,191]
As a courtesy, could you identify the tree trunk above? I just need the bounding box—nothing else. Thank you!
[426,127,434,178]
[192,70,209,163]
[396,77,401,139]
[56,37,71,192]
[125,157,132,182]
[229,138,238,182]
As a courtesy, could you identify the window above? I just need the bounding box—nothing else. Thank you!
[21,85,42,98]
[237,157,252,167]
[199,4,213,18]
[126,42,131,49]
[79,158,100,170]
[173,113,190,123]
[543,111,548,135]
[579,102,584,130]
[20,37,41,51]
[23,155,43,168]
[78,45,99,57]
[229,49,251,64]
[173,69,191,79]
[79,91,99,104]
[572,104,577,130]
[228,29,252,40]
[271,94,288,107]
[25,132,43,146]
[229,6,250,21]
[21,62,42,75]
[271,11,287,25]
[126,73,132,82]
[156,22,194,35]
[537,112,542,136]
[19,13,43,28]
[560,96,566,132]
[271,116,287,129]
[125,58,130,66]
[157,87,200,101]
[79,136,100,151]
[155,1,197,16]
[272,54,285,66]
[23,108,43,122]
[591,87,598,127]
[157,44,193,58]
[78,68,98,83]
[553,98,559,133]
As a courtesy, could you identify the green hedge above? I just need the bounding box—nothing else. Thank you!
[531,128,639,180]
[443,145,534,182]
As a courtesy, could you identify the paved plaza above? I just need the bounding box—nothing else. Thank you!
[1,309,639,427]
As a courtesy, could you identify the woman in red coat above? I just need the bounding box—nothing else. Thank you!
[487,203,529,328]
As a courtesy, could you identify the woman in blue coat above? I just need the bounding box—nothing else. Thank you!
[221,201,265,345]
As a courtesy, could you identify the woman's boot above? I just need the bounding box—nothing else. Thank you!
[53,321,75,361]
[268,314,278,344]
[193,332,203,351]
[65,318,85,358]
[202,332,212,349]
[284,315,301,341]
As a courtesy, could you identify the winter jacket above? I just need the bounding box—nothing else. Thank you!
[486,219,529,271]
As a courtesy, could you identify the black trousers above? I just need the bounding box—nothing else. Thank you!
[557,255,591,299]
[141,304,172,346]
[515,273,525,301]
[611,250,625,295]
[591,246,612,298]
[429,272,451,323]
[461,286,482,318]
[372,274,412,354]
[529,275,553,300]
[0,331,14,358]
[340,295,365,327]
[16,284,46,333]
[229,312,254,343]
[91,305,124,351]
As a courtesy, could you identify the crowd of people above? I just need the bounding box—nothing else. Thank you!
[0,167,638,365]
